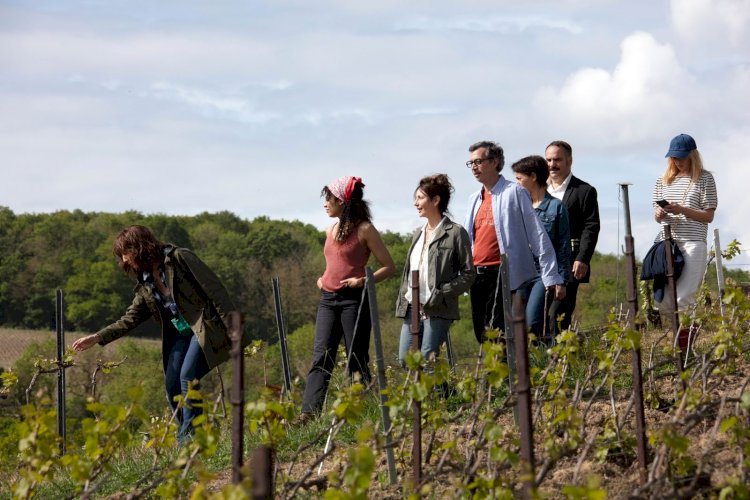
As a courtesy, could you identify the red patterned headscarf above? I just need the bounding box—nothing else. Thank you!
[327,176,364,202]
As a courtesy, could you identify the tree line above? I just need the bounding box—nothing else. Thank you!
[0,206,746,341]
[0,207,414,342]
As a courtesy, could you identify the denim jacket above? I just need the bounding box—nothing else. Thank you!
[535,194,571,283]
[395,218,476,320]
[465,176,562,290]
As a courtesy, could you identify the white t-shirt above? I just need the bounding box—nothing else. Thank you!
[405,218,445,305]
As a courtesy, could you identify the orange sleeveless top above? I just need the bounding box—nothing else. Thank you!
[320,226,370,292]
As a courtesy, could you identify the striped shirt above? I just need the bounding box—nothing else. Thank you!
[653,171,717,243]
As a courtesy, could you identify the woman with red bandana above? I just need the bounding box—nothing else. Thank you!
[297,176,395,423]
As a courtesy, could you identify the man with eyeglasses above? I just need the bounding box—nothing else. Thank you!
[464,140,565,344]
[545,140,600,331]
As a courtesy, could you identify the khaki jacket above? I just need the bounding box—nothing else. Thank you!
[395,219,475,320]
[97,246,248,371]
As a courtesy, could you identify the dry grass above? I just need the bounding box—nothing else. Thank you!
[0,327,81,369]
[0,327,158,370]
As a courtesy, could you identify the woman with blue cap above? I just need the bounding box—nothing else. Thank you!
[652,134,718,312]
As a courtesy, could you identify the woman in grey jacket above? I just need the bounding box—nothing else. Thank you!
[395,174,476,368]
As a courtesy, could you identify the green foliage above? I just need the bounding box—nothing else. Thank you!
[5,209,750,497]
[1,369,18,399]
[100,340,165,418]
[0,415,20,480]
[10,339,59,405]
[13,394,66,497]
[0,210,325,344]
[324,424,376,500]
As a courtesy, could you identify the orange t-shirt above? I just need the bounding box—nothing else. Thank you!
[472,190,501,266]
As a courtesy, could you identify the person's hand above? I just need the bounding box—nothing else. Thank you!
[554,284,566,301]
[316,277,323,290]
[664,202,682,215]
[572,261,589,281]
[655,205,668,221]
[72,334,101,352]
[339,277,366,288]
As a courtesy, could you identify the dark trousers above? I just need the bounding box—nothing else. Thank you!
[164,332,210,439]
[470,269,505,344]
[470,268,534,344]
[556,280,580,331]
[302,288,371,414]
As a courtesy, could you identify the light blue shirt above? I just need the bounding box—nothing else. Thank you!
[464,176,563,291]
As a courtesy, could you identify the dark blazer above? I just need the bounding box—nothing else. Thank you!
[562,175,600,283]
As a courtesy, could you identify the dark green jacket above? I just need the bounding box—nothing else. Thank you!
[97,246,248,371]
[395,218,475,320]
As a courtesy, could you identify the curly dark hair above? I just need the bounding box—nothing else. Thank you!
[321,184,372,243]
[112,225,166,273]
[416,173,454,216]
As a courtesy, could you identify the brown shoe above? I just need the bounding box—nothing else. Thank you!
[292,412,314,426]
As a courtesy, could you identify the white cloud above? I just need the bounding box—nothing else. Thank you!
[670,0,750,47]
[533,32,692,143]
[702,130,750,256]
[0,29,277,78]
[145,81,281,124]
[394,15,583,35]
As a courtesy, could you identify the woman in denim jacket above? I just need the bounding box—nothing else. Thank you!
[513,156,570,341]
[395,174,476,368]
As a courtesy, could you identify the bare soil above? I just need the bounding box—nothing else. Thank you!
[209,332,750,498]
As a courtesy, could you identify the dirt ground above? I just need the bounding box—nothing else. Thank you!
[209,336,749,499]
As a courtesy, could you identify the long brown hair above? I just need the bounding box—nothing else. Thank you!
[112,225,166,273]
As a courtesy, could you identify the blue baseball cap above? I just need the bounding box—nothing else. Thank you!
[665,133,697,159]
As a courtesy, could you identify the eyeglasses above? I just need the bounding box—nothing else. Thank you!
[466,157,493,168]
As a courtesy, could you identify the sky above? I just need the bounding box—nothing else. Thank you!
[1,0,749,270]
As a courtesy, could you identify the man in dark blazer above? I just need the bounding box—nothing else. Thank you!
[545,140,600,330]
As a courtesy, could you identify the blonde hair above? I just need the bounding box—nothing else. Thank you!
[662,149,704,185]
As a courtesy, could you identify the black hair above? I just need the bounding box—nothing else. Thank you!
[468,140,505,172]
[546,140,572,157]
[511,155,549,187]
[321,183,372,242]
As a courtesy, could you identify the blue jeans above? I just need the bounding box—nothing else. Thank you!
[302,288,371,414]
[525,278,560,340]
[398,305,453,368]
[164,333,210,439]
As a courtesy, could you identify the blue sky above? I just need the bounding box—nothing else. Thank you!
[1,0,749,269]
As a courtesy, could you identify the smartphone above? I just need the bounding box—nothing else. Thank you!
[656,199,669,207]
